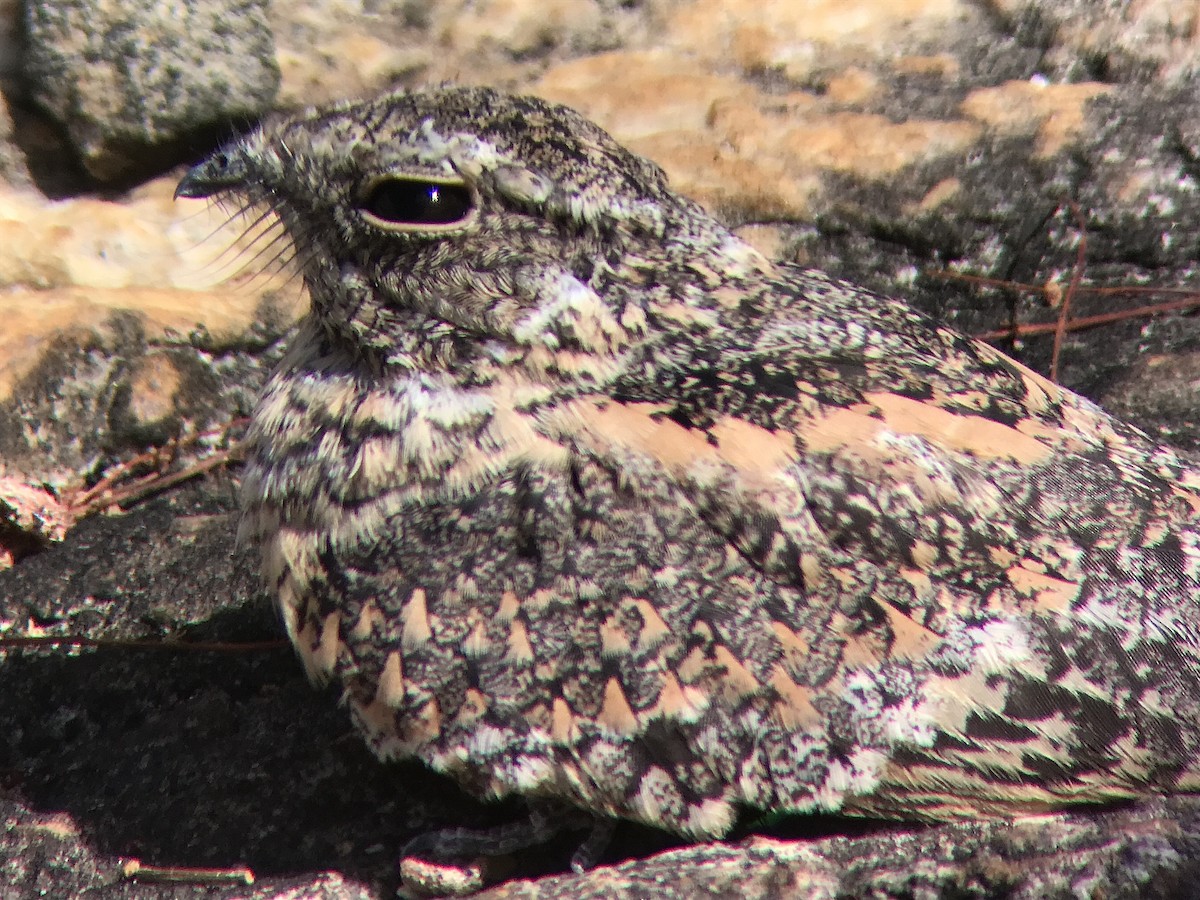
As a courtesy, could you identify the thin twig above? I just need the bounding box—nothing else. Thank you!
[121,858,256,886]
[98,442,245,511]
[927,203,1200,380]
[64,417,249,517]
[926,267,1200,302]
[972,294,1200,341]
[1049,201,1088,382]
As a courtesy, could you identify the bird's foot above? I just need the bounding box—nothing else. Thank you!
[568,816,616,872]
[400,801,614,897]
[401,802,616,875]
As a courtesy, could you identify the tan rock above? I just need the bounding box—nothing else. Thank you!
[268,0,620,110]
[537,51,756,140]
[666,0,972,79]
[536,52,818,219]
[826,68,881,105]
[0,282,304,402]
[271,5,431,110]
[441,0,602,57]
[537,50,982,220]
[710,102,981,180]
[0,177,283,292]
[631,129,818,222]
[125,351,184,430]
[960,80,1113,158]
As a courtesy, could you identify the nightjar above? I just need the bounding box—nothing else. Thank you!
[177,86,1200,863]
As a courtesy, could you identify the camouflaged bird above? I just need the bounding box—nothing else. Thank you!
[177,86,1200,859]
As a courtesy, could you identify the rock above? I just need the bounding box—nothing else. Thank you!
[0,475,70,567]
[21,0,280,183]
[0,94,31,189]
[1098,349,1200,452]
[989,0,1200,83]
[663,0,976,81]
[479,804,1200,899]
[0,0,20,81]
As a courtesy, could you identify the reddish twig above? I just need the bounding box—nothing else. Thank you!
[63,417,249,517]
[928,204,1200,380]
[93,442,244,511]
[972,294,1200,340]
[1049,201,1088,382]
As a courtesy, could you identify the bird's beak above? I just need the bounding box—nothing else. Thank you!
[175,148,250,200]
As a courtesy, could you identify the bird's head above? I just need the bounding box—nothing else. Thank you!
[177,86,773,390]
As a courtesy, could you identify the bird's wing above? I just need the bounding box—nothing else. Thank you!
[543,273,1200,819]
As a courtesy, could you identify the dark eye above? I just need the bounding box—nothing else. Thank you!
[358,177,474,230]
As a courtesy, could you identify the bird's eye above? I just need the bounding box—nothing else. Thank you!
[357,176,475,231]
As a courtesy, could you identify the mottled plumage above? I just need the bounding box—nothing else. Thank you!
[178,87,1200,854]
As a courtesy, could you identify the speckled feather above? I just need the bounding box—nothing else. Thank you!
[180,86,1200,840]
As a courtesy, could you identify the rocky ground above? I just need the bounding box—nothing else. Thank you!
[3,0,1200,897]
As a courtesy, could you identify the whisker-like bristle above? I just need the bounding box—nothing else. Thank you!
[206,218,287,278]
[181,196,289,281]
[169,196,259,259]
[276,246,320,293]
[244,234,299,281]
[225,221,318,295]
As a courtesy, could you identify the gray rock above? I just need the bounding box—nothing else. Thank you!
[0,93,30,187]
[0,0,22,81]
[989,0,1200,83]
[21,0,279,182]
[482,802,1200,899]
